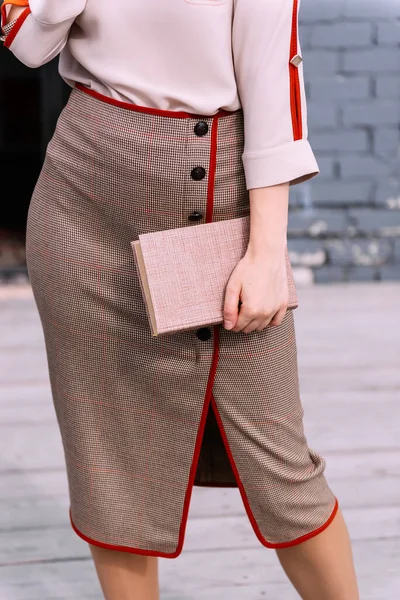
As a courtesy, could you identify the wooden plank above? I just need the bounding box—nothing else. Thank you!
[160,538,400,600]
[0,447,399,497]
[0,407,398,454]
[299,366,400,393]
[0,425,65,471]
[0,404,57,425]
[0,501,398,565]
[0,470,68,499]
[0,496,70,530]
[0,350,49,385]
[0,539,399,600]
[0,559,100,600]
[189,477,400,516]
[0,383,52,406]
[0,472,398,532]
[0,326,45,350]
[0,394,397,470]
[303,397,400,452]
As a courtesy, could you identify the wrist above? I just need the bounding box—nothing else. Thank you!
[246,236,287,259]
[247,182,289,257]
[247,219,288,256]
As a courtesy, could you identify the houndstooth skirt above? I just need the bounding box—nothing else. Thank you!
[26,85,338,558]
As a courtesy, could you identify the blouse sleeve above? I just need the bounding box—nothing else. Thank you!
[1,0,86,68]
[232,0,319,190]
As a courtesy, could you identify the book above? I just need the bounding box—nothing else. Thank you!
[131,215,298,337]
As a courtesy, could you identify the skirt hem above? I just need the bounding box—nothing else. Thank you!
[69,497,340,557]
[70,378,340,558]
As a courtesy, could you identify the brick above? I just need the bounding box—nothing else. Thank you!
[339,156,391,179]
[310,23,372,48]
[326,239,392,266]
[395,240,400,260]
[380,265,400,281]
[302,50,339,73]
[307,102,338,128]
[351,209,400,236]
[300,0,345,22]
[287,239,327,267]
[309,76,369,101]
[299,24,312,49]
[344,0,400,19]
[311,181,373,206]
[314,156,337,180]
[346,266,380,281]
[310,130,369,153]
[376,184,400,209]
[343,101,400,127]
[288,209,348,237]
[289,181,316,209]
[292,267,315,286]
[374,129,400,158]
[376,76,400,99]
[313,266,345,283]
[289,189,300,208]
[377,22,400,45]
[344,49,400,73]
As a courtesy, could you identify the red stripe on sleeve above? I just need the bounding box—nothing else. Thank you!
[289,0,303,141]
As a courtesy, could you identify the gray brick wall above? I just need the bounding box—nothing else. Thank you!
[288,0,400,282]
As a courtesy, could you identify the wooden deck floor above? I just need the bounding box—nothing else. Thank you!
[0,282,399,599]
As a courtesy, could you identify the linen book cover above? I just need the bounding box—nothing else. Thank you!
[131,216,298,337]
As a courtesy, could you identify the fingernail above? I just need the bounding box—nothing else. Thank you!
[224,321,233,330]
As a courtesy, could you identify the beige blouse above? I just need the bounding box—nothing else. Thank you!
[1,0,319,190]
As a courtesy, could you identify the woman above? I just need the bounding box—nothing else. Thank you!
[1,1,359,598]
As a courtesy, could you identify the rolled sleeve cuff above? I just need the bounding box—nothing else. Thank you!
[1,1,31,48]
[2,17,18,35]
[242,139,320,190]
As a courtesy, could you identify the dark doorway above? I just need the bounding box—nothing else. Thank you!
[0,48,70,280]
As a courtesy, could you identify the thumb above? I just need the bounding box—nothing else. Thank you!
[223,277,241,330]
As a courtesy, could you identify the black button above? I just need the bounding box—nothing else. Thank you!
[191,166,206,181]
[188,211,204,222]
[195,327,212,341]
[194,121,209,137]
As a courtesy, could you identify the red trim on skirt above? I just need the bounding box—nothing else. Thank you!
[75,83,235,120]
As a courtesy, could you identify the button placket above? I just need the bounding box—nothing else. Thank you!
[186,118,211,225]
[186,120,214,341]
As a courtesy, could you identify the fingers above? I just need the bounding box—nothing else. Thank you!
[231,304,288,334]
[268,306,287,328]
[232,306,267,333]
[223,278,241,330]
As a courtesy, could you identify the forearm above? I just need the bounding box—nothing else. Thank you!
[247,183,289,256]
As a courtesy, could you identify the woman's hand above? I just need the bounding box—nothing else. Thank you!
[223,246,289,333]
[223,181,290,334]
